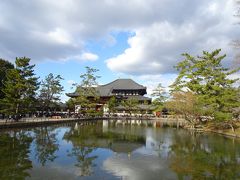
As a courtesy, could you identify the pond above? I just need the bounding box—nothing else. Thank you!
[0,120,240,180]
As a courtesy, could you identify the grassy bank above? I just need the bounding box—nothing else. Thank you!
[196,122,240,138]
[205,122,240,138]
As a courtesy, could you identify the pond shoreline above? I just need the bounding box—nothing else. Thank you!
[0,117,107,129]
[1,119,239,179]
[184,125,240,139]
[204,129,240,138]
[1,117,240,139]
[0,117,157,129]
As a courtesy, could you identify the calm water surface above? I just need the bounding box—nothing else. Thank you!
[0,120,240,180]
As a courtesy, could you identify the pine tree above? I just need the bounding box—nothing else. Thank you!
[121,97,139,115]
[38,73,64,112]
[75,66,100,116]
[171,49,240,121]
[0,59,14,99]
[0,57,39,116]
[107,96,118,114]
[151,83,167,111]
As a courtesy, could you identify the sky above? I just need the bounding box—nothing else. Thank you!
[0,0,240,102]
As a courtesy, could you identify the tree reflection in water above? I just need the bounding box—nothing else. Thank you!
[64,122,145,177]
[170,130,240,179]
[1,122,239,179]
[0,130,33,179]
[33,126,59,166]
[64,123,99,176]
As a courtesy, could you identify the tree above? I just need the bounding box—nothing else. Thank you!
[66,98,77,112]
[75,67,100,116]
[151,83,167,111]
[64,124,99,176]
[0,57,39,116]
[107,96,118,115]
[151,83,167,104]
[0,131,33,179]
[121,97,139,116]
[34,126,59,166]
[38,73,64,112]
[166,91,201,124]
[0,59,14,99]
[171,49,240,121]
[170,129,240,179]
[232,86,240,119]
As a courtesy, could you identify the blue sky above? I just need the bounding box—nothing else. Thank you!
[34,31,134,101]
[0,0,239,102]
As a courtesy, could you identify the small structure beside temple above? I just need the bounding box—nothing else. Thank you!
[66,79,153,115]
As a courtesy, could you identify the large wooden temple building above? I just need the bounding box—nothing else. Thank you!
[66,79,153,114]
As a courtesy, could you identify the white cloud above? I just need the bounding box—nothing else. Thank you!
[55,52,99,62]
[135,74,177,96]
[102,154,177,180]
[78,52,99,61]
[47,28,72,45]
[106,0,239,75]
[0,0,238,79]
[67,80,76,85]
[0,0,171,62]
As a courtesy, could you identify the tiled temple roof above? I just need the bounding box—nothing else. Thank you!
[66,79,148,97]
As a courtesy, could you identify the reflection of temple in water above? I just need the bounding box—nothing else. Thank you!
[69,121,146,155]
[69,120,174,160]
[101,123,145,154]
[101,120,173,157]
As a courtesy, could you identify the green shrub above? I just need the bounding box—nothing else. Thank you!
[214,112,232,121]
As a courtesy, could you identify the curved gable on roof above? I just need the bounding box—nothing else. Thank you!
[98,79,146,96]
[100,79,146,90]
[66,79,147,97]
